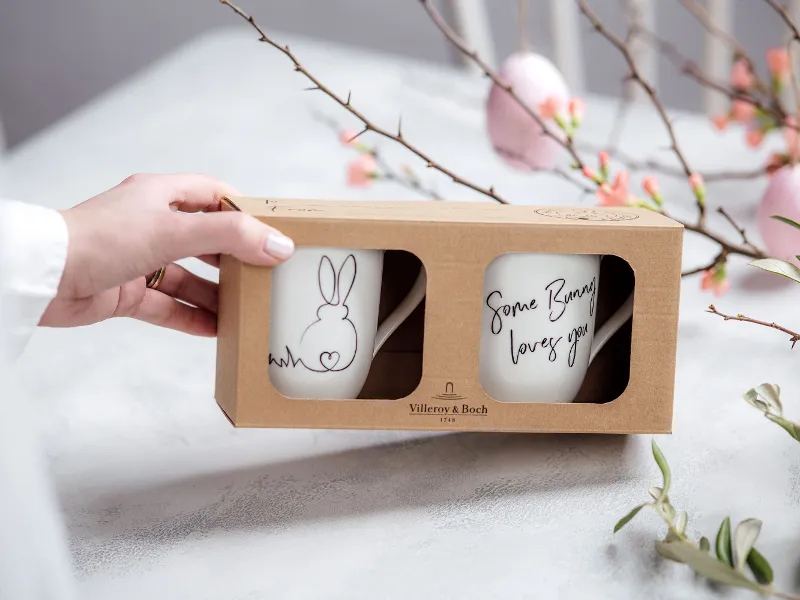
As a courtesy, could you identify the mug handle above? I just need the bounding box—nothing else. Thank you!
[588,291,634,365]
[373,268,428,356]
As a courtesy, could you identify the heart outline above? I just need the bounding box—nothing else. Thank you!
[319,351,341,371]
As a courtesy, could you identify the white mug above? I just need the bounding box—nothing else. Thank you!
[268,247,427,399]
[479,253,633,403]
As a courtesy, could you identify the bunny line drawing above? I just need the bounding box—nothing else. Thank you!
[298,254,359,373]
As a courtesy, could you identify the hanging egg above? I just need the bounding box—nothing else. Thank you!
[486,51,569,171]
[756,165,800,264]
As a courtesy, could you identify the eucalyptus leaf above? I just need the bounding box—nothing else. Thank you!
[749,258,800,284]
[747,547,774,585]
[655,540,764,592]
[716,517,733,567]
[765,414,800,442]
[663,503,676,522]
[699,537,711,553]
[651,439,671,499]
[771,215,800,231]
[732,519,762,571]
[675,511,688,535]
[614,504,646,533]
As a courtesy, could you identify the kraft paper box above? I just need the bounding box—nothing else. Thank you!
[215,197,683,434]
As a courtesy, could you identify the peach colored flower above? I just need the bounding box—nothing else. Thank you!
[765,153,785,176]
[767,48,790,82]
[730,59,754,89]
[711,114,729,131]
[730,99,755,123]
[599,151,610,169]
[568,97,586,120]
[746,127,765,148]
[642,176,659,198]
[346,154,377,187]
[700,268,730,297]
[538,95,562,119]
[596,170,632,206]
[339,129,360,146]
[582,166,598,180]
[688,173,704,194]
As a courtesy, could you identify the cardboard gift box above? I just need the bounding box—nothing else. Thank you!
[215,197,683,434]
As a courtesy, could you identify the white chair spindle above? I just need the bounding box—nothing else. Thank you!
[549,0,585,94]
[702,0,732,116]
[448,0,497,73]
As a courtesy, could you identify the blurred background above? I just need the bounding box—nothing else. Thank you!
[0,1,789,150]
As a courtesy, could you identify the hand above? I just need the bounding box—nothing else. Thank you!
[40,173,295,336]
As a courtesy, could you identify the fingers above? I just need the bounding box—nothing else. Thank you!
[132,289,217,337]
[164,210,295,268]
[154,263,218,313]
[120,172,241,214]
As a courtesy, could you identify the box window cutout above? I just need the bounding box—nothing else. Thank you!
[478,253,633,404]
[267,248,426,400]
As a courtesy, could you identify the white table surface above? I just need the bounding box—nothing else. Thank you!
[2,26,800,600]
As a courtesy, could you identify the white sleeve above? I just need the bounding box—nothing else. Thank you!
[0,198,77,600]
[0,198,69,360]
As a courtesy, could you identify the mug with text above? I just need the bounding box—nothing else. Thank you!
[479,253,633,403]
[268,247,426,399]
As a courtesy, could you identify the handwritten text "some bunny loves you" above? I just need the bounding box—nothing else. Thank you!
[485,277,596,368]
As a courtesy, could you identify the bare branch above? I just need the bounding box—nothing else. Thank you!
[708,304,800,348]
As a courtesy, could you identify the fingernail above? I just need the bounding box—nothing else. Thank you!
[265,231,295,259]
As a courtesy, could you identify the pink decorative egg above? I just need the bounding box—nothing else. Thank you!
[486,51,570,171]
[757,165,800,264]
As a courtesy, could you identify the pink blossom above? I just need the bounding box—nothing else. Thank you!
[688,173,704,194]
[642,176,660,198]
[765,153,785,176]
[730,59,754,89]
[599,151,610,169]
[339,129,360,146]
[730,99,755,123]
[582,166,598,180]
[596,170,632,206]
[346,154,377,187]
[568,97,586,120]
[767,48,790,82]
[746,127,765,148]
[538,95,562,119]
[711,114,729,131]
[700,268,730,297]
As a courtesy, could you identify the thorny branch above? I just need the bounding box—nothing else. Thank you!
[218,0,509,204]
[707,305,800,348]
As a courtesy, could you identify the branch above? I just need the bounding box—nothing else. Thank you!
[218,0,509,204]
[575,0,709,228]
[418,0,587,171]
[707,305,800,348]
[717,206,758,251]
[763,0,800,41]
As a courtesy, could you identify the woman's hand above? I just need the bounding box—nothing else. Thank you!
[40,173,295,336]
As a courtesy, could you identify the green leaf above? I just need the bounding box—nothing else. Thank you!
[765,414,800,442]
[648,486,664,501]
[699,537,711,553]
[614,504,646,533]
[675,511,688,535]
[771,215,800,231]
[749,258,800,284]
[743,384,783,416]
[746,547,774,585]
[663,503,676,522]
[655,540,764,592]
[716,517,733,567]
[651,439,671,500]
[732,519,761,571]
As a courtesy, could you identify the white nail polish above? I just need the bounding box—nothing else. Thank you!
[265,232,295,259]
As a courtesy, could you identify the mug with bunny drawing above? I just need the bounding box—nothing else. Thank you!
[268,247,427,399]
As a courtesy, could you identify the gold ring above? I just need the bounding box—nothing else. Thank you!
[146,266,167,290]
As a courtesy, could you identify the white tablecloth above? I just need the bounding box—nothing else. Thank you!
[1,26,799,600]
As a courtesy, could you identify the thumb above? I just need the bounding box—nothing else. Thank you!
[165,211,295,266]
